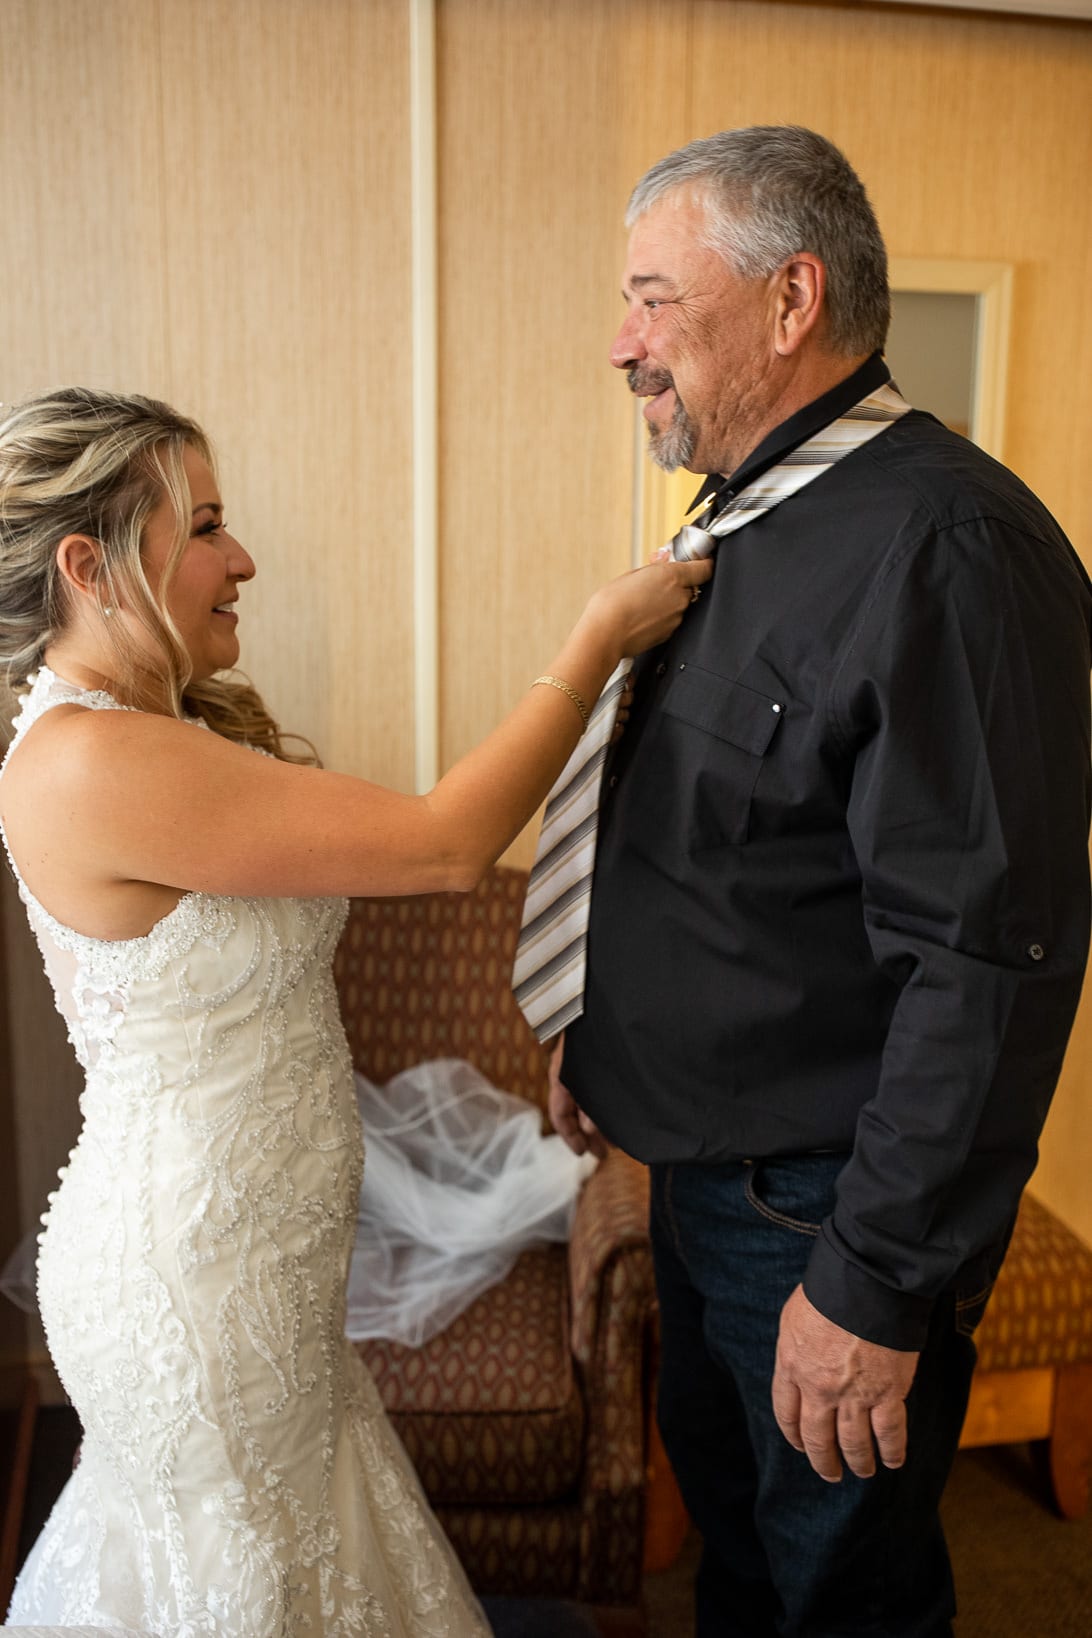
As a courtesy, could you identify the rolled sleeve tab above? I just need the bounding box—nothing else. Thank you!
[804,1227,935,1351]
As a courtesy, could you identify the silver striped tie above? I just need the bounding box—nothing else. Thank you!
[512,381,910,1041]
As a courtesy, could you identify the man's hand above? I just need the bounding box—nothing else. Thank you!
[771,1284,920,1483]
[547,1034,609,1159]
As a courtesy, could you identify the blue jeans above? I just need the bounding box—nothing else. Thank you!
[650,1156,979,1638]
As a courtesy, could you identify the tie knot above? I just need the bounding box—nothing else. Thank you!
[671,523,718,562]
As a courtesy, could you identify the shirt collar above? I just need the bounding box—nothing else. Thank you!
[686,351,892,516]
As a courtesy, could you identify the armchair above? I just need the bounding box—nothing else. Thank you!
[958,1191,1092,1519]
[332,867,657,1611]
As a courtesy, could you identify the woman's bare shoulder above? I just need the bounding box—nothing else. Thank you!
[0,705,274,859]
[4,700,222,792]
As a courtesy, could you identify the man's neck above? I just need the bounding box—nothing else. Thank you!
[709,349,871,480]
[683,352,891,518]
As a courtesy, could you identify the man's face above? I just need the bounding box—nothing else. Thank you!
[610,188,780,477]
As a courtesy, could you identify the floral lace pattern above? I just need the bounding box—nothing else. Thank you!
[2,670,489,1636]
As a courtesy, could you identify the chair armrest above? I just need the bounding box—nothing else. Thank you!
[569,1147,653,1368]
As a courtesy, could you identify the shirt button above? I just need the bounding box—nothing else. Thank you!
[771,703,782,714]
[656,661,667,676]
[1027,943,1045,961]
[608,775,618,789]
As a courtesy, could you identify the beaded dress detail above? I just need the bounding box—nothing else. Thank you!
[2,668,489,1637]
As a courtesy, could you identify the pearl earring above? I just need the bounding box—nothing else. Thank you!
[102,605,114,618]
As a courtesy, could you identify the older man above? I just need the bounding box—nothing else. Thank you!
[546,128,1092,1636]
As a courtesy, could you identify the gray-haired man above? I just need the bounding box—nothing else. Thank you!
[549,127,1091,1636]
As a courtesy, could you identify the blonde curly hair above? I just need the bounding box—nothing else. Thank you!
[0,386,317,764]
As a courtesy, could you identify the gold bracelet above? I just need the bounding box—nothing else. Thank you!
[532,674,590,732]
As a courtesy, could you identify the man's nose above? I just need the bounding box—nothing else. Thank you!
[609,307,645,371]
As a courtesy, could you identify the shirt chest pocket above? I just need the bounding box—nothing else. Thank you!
[656,665,785,849]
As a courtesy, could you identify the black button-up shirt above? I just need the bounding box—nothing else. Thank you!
[562,354,1092,1349]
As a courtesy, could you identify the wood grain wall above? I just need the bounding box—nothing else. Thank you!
[1,1,1090,1374]
[0,0,415,786]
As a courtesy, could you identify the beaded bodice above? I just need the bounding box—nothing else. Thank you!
[1,667,349,1078]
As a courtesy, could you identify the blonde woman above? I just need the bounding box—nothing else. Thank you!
[0,387,710,1635]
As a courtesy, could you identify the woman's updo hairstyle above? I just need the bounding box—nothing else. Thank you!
[0,386,315,763]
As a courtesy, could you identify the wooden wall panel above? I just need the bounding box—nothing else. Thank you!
[0,1,167,392]
[690,0,1092,556]
[435,0,693,868]
[153,0,414,786]
[0,0,413,786]
[1041,960,1092,1241]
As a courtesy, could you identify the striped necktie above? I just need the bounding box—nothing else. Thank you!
[512,380,911,1042]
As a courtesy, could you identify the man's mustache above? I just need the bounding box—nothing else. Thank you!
[626,364,675,398]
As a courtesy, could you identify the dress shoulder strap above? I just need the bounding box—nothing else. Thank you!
[2,666,133,775]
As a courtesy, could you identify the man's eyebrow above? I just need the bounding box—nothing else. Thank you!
[626,273,676,292]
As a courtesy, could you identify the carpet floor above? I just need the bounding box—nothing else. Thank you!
[643,1444,1092,1637]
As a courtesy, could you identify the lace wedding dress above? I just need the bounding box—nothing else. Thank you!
[2,668,490,1637]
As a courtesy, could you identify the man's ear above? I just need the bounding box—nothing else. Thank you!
[772,254,826,357]
[54,534,106,605]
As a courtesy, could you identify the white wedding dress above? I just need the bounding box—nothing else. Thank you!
[2,668,490,1637]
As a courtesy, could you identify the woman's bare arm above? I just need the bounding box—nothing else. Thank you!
[0,555,710,922]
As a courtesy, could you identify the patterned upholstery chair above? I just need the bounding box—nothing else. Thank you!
[959,1192,1092,1518]
[332,867,657,1612]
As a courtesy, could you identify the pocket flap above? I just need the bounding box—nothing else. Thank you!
[662,666,784,756]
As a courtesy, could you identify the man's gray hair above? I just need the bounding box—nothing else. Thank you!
[626,126,890,358]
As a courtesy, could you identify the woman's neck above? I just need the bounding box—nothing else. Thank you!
[41,641,171,714]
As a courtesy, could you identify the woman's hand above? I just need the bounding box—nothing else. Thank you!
[580,554,712,664]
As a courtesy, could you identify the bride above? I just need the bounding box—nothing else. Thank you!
[0,387,710,1635]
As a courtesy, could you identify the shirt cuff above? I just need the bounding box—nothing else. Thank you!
[803,1225,935,1351]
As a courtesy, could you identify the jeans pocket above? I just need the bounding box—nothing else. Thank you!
[954,1279,995,1338]
[742,1155,847,1237]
